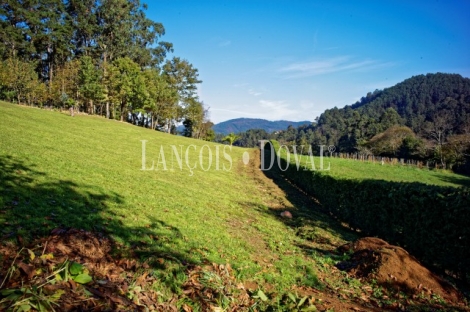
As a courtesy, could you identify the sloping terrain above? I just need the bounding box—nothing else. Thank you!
[0,102,468,311]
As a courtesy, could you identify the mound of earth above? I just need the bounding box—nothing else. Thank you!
[336,237,464,304]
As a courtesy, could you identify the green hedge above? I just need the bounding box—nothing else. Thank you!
[265,140,470,280]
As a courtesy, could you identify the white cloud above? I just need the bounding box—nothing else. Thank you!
[218,40,231,47]
[279,56,395,78]
[248,88,262,96]
[211,108,257,116]
[211,100,300,122]
[211,100,324,123]
[258,100,299,120]
[299,100,315,110]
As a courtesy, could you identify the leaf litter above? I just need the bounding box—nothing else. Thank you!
[0,228,257,311]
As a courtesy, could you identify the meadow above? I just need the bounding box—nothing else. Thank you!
[268,144,470,188]
[1,101,468,311]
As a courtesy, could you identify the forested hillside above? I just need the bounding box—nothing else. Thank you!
[0,0,213,139]
[315,73,470,150]
[268,73,470,172]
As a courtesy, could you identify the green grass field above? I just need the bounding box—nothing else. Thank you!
[0,102,334,305]
[1,101,468,310]
[271,145,470,188]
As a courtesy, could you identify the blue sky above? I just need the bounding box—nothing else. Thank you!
[147,0,470,124]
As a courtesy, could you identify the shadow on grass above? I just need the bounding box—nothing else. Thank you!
[236,148,359,264]
[436,173,470,188]
[0,154,201,275]
[256,160,359,248]
[258,145,470,303]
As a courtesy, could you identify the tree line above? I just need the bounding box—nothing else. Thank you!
[0,0,213,139]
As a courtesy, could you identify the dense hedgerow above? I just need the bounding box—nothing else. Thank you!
[267,140,470,280]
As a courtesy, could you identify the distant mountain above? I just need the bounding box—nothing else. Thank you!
[213,118,311,135]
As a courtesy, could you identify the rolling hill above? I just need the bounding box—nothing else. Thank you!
[271,73,470,173]
[213,117,311,135]
[315,73,470,148]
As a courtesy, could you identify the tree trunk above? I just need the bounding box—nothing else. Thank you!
[155,116,159,130]
[49,60,53,90]
[103,56,109,119]
[120,102,124,122]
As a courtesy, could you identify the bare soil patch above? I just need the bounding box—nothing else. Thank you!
[337,237,465,304]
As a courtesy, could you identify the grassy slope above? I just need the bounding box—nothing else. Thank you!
[274,147,470,188]
[1,101,468,310]
[0,102,330,297]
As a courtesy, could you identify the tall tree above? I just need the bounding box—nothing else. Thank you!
[424,110,453,166]
[182,98,204,138]
[66,0,100,57]
[110,57,145,121]
[96,0,172,119]
[36,0,73,87]
[163,57,201,101]
[50,59,80,109]
[96,0,172,67]
[142,68,177,129]
[79,56,104,114]
[163,57,202,132]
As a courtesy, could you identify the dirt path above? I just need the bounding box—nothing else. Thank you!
[239,149,385,311]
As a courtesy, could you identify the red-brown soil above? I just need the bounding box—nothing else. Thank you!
[337,237,465,304]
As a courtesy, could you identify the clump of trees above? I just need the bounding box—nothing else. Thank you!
[365,126,425,159]
[0,0,211,139]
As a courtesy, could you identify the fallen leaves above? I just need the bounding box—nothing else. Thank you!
[181,262,255,310]
[17,262,35,279]
[0,228,159,311]
[0,228,257,311]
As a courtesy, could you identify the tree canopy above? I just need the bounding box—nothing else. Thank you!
[0,0,212,140]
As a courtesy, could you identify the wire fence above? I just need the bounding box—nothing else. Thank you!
[325,152,445,169]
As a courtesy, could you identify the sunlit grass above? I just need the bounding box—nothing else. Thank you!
[0,101,330,294]
[272,145,470,187]
[2,102,467,310]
